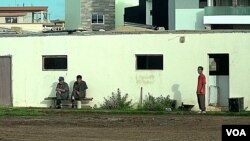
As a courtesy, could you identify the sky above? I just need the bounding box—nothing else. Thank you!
[0,0,65,20]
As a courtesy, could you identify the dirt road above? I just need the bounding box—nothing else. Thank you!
[0,113,250,141]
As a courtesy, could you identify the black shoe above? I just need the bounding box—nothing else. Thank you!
[56,106,61,109]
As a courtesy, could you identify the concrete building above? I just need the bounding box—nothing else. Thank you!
[0,31,250,111]
[124,0,250,30]
[65,0,115,31]
[204,0,250,29]
[0,6,49,32]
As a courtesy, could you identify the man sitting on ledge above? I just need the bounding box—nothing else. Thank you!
[56,77,69,109]
[71,75,88,108]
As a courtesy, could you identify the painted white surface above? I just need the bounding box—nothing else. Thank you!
[175,0,199,9]
[0,23,44,32]
[176,9,205,30]
[146,1,152,25]
[204,16,250,24]
[115,0,139,27]
[208,76,229,106]
[208,76,218,106]
[65,0,138,29]
[0,33,250,111]
[217,76,229,106]
[65,0,81,30]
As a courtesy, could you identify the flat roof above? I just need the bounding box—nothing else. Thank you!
[0,12,27,17]
[0,6,48,12]
[1,30,250,38]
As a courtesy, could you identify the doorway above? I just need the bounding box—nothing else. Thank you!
[152,0,169,29]
[208,54,229,107]
[0,56,12,106]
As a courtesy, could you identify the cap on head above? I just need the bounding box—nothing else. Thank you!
[58,76,64,81]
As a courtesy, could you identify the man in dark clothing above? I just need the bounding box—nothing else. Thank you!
[71,75,88,108]
[56,77,69,109]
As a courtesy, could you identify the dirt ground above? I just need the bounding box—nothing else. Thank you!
[0,113,250,141]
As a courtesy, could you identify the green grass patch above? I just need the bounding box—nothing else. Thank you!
[1,107,250,116]
[0,107,46,116]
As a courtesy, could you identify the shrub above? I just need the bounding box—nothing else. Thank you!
[142,94,176,111]
[100,88,133,110]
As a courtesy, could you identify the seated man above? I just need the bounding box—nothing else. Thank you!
[71,75,88,108]
[56,77,69,109]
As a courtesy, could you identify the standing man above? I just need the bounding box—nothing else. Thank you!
[56,76,69,109]
[71,75,88,108]
[196,66,206,113]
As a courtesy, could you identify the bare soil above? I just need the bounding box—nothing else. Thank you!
[0,113,250,141]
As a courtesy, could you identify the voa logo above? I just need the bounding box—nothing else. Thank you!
[226,129,246,136]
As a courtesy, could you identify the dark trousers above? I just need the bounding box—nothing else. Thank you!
[71,91,86,106]
[56,93,69,107]
[197,94,206,111]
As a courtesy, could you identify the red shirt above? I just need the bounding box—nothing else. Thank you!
[197,73,206,94]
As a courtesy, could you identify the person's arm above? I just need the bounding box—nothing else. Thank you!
[65,83,69,92]
[84,81,88,90]
[56,83,60,91]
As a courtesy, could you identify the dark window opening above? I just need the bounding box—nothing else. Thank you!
[92,14,98,23]
[209,54,229,75]
[199,0,207,8]
[98,14,104,23]
[136,55,163,70]
[5,17,17,23]
[92,14,104,24]
[211,24,250,30]
[43,56,67,71]
[152,0,169,30]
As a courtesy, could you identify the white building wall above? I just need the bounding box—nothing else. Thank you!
[23,13,32,23]
[0,32,250,111]
[65,0,81,30]
[176,9,205,30]
[0,17,5,23]
[115,0,139,27]
[146,1,152,25]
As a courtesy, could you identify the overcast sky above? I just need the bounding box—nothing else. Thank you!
[0,0,65,20]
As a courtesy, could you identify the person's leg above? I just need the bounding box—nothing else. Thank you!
[79,91,86,100]
[200,94,206,112]
[56,93,62,108]
[197,94,201,111]
[71,92,78,108]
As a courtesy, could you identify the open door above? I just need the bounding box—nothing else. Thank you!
[208,54,229,107]
[152,0,169,29]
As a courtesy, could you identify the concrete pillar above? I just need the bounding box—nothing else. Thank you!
[207,0,214,6]
[32,12,34,23]
[41,11,44,23]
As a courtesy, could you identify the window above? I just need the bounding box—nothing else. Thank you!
[199,0,207,8]
[92,14,104,24]
[136,55,163,70]
[5,17,17,23]
[209,54,229,75]
[42,55,67,71]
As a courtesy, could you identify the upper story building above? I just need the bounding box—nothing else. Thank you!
[0,6,49,32]
[124,0,250,30]
[65,0,115,31]
[204,0,250,29]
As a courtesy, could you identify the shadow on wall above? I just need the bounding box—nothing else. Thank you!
[172,84,182,107]
[40,82,58,107]
[69,80,75,97]
[195,10,205,30]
